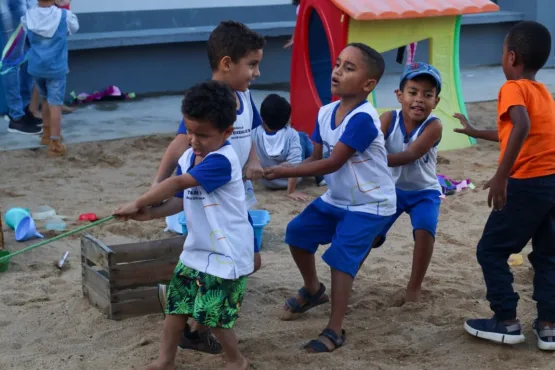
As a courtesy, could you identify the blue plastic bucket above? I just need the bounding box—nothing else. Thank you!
[178,212,188,235]
[249,209,271,250]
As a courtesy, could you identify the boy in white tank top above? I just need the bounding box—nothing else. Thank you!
[264,44,396,353]
[362,62,443,304]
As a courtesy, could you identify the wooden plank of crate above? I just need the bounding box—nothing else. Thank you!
[83,285,111,317]
[82,264,111,300]
[111,286,159,303]
[110,257,178,290]
[109,236,185,264]
[110,294,161,320]
[81,234,114,270]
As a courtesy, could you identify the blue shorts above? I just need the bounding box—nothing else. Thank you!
[285,197,391,278]
[377,188,441,246]
[36,77,66,106]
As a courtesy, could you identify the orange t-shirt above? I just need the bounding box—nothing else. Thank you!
[497,80,555,179]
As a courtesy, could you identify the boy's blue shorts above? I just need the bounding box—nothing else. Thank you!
[285,197,391,278]
[35,77,66,106]
[377,188,441,246]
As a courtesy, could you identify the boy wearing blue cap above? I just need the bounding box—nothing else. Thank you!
[363,62,443,304]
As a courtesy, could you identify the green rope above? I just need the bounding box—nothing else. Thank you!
[0,216,115,264]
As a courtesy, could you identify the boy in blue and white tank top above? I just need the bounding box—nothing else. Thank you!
[371,62,443,304]
[264,44,396,352]
[114,81,252,370]
[22,0,79,156]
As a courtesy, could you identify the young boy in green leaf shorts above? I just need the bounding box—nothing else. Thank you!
[114,80,254,370]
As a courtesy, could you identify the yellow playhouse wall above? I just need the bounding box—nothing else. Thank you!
[348,17,472,151]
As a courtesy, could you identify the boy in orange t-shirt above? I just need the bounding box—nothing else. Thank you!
[454,21,555,351]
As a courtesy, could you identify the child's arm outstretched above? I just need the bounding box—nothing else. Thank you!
[114,173,195,219]
[264,113,375,179]
[380,112,442,167]
[485,106,530,211]
[453,113,499,142]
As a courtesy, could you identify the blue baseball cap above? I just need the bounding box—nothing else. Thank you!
[400,62,442,93]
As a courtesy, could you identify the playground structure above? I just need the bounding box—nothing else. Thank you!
[290,0,500,151]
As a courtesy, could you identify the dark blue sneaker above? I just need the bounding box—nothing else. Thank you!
[533,319,555,351]
[464,317,525,345]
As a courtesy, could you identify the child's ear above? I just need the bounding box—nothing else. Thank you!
[433,96,441,109]
[363,78,377,93]
[395,89,403,104]
[508,50,517,67]
[224,125,234,139]
[219,56,233,72]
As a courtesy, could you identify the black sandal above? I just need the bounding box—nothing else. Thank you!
[284,283,330,315]
[304,328,346,353]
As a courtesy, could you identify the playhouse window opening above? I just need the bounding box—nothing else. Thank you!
[307,8,333,105]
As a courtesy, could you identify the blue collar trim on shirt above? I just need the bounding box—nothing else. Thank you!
[330,100,368,130]
[235,91,244,115]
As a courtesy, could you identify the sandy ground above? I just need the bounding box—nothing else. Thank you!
[1,99,555,370]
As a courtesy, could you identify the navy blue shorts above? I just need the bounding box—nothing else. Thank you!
[377,188,441,246]
[285,198,391,278]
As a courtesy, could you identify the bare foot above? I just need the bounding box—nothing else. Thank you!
[143,360,175,370]
[224,356,249,370]
[404,289,422,303]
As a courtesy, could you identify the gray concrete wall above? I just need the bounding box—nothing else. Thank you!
[65,3,533,96]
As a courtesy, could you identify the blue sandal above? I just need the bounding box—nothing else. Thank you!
[284,283,330,315]
[304,328,346,353]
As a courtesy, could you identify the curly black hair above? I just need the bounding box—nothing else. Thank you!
[506,21,552,72]
[260,94,291,131]
[181,80,237,132]
[347,43,385,82]
[207,21,266,71]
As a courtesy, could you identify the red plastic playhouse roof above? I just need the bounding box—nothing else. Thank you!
[331,0,500,21]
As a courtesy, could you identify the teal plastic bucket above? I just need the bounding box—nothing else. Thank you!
[4,208,30,230]
[249,210,271,250]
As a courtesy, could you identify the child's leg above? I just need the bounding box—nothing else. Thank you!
[304,210,389,352]
[465,177,554,344]
[147,315,188,370]
[281,199,338,318]
[192,273,248,369]
[528,196,555,349]
[405,190,441,302]
[35,79,50,145]
[211,328,248,370]
[298,131,324,185]
[49,104,62,138]
[44,78,67,156]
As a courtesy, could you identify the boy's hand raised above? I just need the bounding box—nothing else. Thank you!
[453,113,478,137]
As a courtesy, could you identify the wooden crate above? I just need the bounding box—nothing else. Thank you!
[81,233,184,320]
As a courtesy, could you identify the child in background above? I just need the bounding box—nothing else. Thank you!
[153,20,265,355]
[454,21,555,350]
[115,81,253,370]
[22,0,78,156]
[361,62,443,303]
[253,93,324,201]
[264,43,396,352]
